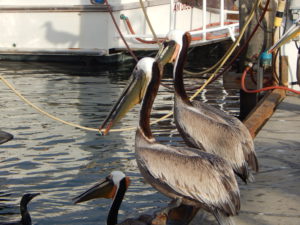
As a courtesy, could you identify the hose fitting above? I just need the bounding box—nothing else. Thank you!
[274,0,286,27]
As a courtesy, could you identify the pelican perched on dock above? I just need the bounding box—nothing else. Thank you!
[164,30,259,183]
[0,193,39,225]
[73,171,160,225]
[100,56,240,225]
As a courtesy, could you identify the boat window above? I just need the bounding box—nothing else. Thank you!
[91,0,105,4]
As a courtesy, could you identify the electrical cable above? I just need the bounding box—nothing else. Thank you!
[241,65,300,94]
[255,4,273,34]
[203,0,271,86]
[183,0,262,76]
[104,0,138,62]
[179,0,268,92]
[121,15,165,44]
[139,0,161,47]
[0,0,273,134]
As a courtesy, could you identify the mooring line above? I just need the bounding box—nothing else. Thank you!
[0,71,213,134]
[0,0,262,134]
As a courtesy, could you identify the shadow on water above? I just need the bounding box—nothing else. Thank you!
[0,60,239,224]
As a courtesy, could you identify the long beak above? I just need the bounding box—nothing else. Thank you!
[99,41,177,135]
[155,40,178,65]
[73,177,116,204]
[99,69,149,135]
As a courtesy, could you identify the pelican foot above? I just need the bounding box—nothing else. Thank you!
[151,213,168,225]
[153,198,183,224]
[168,205,199,225]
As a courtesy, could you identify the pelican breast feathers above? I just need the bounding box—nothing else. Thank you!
[135,129,240,216]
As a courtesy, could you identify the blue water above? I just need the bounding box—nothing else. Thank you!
[0,61,239,224]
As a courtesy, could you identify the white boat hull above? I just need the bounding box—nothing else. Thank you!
[0,0,238,61]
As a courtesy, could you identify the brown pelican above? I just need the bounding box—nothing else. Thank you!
[100,57,240,225]
[165,30,259,183]
[0,193,39,225]
[73,171,161,225]
[0,130,13,145]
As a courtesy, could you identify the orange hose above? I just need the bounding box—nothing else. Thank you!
[124,16,238,43]
[191,21,239,41]
[124,17,165,44]
[190,21,236,32]
[241,66,300,94]
[104,0,138,62]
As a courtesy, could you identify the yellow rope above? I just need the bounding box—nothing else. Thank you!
[0,72,210,133]
[189,0,261,99]
[184,0,261,76]
[139,0,161,47]
[0,0,261,134]
[0,75,100,132]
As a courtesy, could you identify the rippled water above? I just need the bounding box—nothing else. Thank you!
[0,60,239,224]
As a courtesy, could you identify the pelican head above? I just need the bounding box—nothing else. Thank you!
[99,40,176,135]
[73,171,130,204]
[167,30,186,45]
[161,30,192,64]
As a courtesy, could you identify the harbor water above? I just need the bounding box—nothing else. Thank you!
[0,60,239,224]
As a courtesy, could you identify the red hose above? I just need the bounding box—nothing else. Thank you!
[241,66,300,94]
[124,17,165,44]
[104,0,138,62]
[206,0,272,84]
[124,15,238,43]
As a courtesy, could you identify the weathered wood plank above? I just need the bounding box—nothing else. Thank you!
[243,89,286,138]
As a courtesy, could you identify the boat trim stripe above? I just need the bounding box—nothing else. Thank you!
[0,0,170,13]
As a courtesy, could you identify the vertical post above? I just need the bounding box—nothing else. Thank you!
[280,56,289,86]
[239,0,277,120]
[257,59,264,90]
[203,0,207,40]
[170,0,175,31]
[257,58,264,100]
[220,0,225,27]
[297,48,300,85]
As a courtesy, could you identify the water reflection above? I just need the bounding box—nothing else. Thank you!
[0,61,239,224]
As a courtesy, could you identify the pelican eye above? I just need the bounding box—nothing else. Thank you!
[107,174,113,181]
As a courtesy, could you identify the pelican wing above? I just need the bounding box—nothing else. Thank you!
[192,100,258,172]
[175,100,257,172]
[135,131,240,216]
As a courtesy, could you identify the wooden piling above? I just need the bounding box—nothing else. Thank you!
[238,0,277,119]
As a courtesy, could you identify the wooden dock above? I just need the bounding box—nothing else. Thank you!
[235,93,300,225]
[189,93,300,225]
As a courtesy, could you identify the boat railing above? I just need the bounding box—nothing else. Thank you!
[121,0,239,45]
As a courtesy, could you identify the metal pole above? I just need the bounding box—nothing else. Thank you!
[170,0,175,31]
[203,0,207,40]
[220,0,225,27]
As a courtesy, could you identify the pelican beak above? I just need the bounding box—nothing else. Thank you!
[155,40,178,65]
[99,67,150,135]
[168,43,180,63]
[73,177,116,204]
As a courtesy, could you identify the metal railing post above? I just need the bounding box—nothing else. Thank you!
[203,0,207,40]
[170,0,175,31]
[220,0,225,27]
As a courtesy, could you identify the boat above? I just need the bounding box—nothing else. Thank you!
[0,0,239,63]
